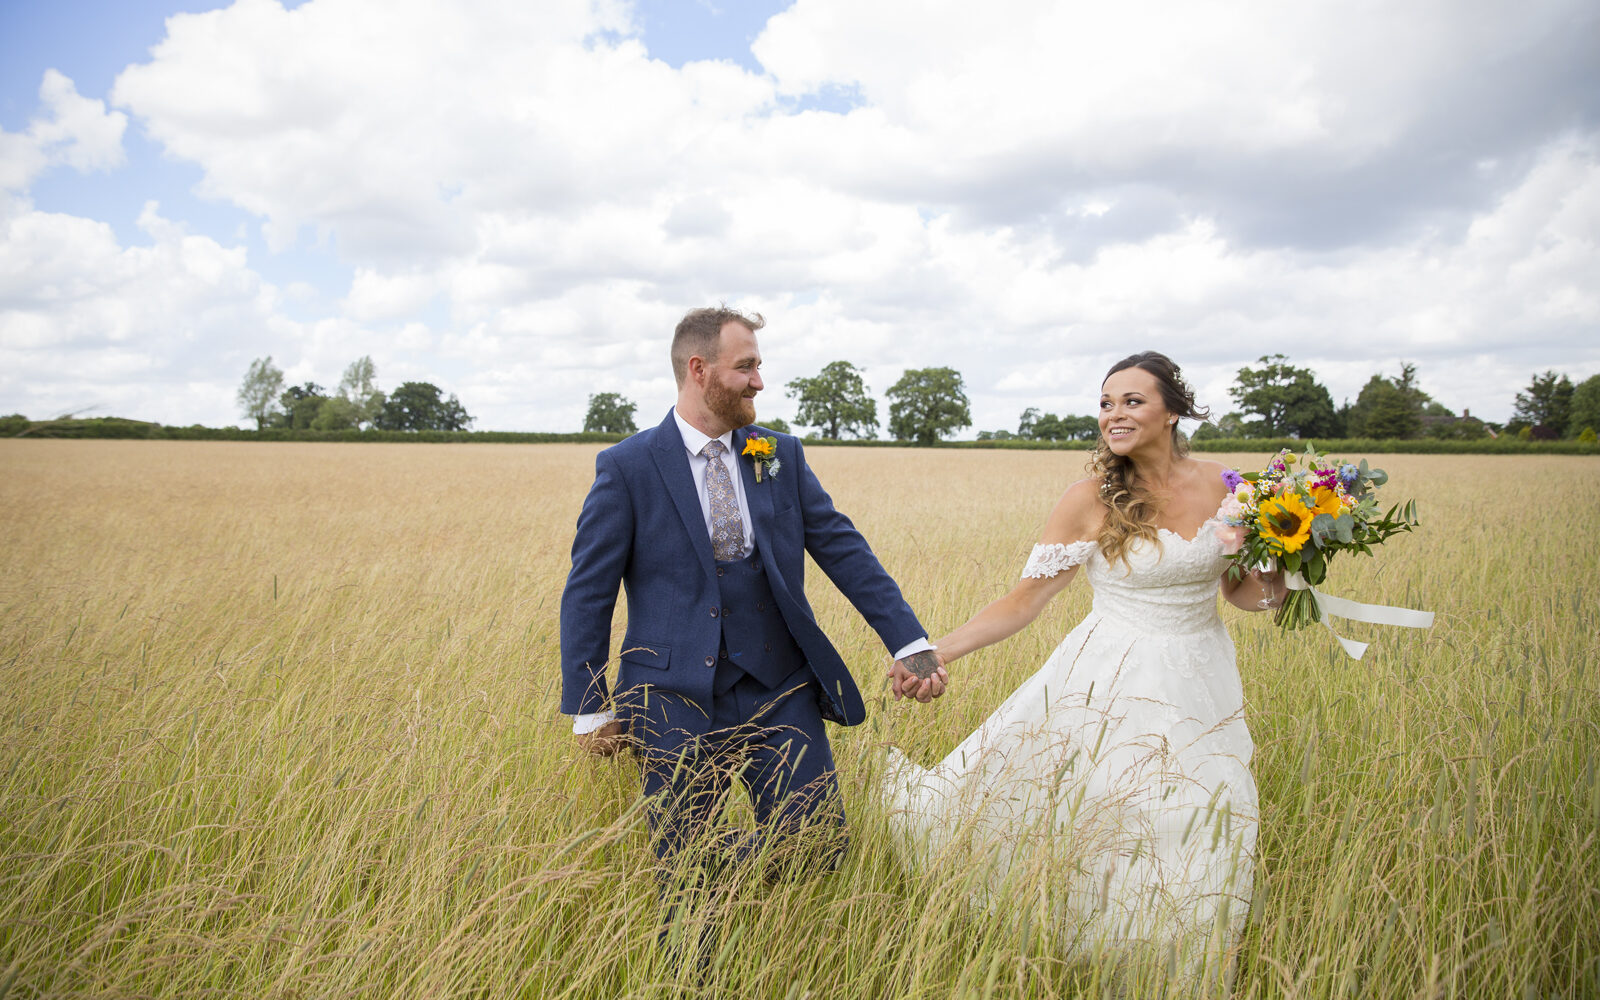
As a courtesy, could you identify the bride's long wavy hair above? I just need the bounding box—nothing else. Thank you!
[1091,352,1210,567]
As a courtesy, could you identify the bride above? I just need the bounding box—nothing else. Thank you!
[884,351,1282,978]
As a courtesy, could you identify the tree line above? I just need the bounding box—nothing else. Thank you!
[1192,356,1599,443]
[584,363,976,446]
[586,355,1600,445]
[237,357,473,432]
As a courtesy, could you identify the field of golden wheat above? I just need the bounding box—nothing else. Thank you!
[1,440,1596,998]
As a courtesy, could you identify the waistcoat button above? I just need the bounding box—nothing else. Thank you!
[710,606,719,618]
[704,655,715,667]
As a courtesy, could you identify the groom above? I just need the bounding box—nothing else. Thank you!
[560,306,944,876]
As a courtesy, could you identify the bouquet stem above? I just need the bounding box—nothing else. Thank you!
[1274,587,1321,630]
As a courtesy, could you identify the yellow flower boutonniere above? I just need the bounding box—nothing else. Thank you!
[741,436,780,482]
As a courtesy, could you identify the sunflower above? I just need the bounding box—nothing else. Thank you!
[1258,493,1315,553]
[1310,485,1344,519]
[741,436,776,459]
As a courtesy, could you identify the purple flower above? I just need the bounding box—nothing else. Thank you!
[1222,468,1244,492]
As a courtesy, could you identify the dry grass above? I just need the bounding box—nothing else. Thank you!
[1,440,1596,998]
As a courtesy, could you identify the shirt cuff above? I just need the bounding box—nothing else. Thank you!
[571,710,616,735]
[892,637,934,661]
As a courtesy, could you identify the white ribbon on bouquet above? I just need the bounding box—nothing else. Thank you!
[1283,570,1435,660]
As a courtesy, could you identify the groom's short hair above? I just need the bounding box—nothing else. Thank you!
[672,306,765,386]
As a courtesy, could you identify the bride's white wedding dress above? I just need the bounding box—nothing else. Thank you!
[884,517,1256,971]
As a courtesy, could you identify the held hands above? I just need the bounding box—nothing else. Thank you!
[888,650,948,703]
[576,718,627,756]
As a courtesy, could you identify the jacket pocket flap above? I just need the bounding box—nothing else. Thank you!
[619,639,670,670]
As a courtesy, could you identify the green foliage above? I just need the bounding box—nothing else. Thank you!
[0,412,29,435]
[1229,354,1341,438]
[1018,407,1096,441]
[1579,427,1598,444]
[786,360,878,439]
[886,367,970,445]
[377,382,473,432]
[236,356,285,430]
[1189,435,1600,455]
[311,395,360,432]
[1425,412,1488,440]
[760,416,790,434]
[1567,374,1600,440]
[582,392,638,435]
[276,381,329,430]
[1345,364,1428,440]
[336,356,386,429]
[1514,370,1574,436]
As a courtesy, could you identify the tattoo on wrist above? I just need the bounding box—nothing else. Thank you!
[899,650,940,680]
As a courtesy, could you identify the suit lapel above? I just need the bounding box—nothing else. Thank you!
[649,409,716,578]
[734,426,775,554]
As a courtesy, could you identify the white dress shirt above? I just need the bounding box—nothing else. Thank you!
[571,408,931,734]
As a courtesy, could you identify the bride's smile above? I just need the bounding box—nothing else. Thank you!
[1099,367,1177,457]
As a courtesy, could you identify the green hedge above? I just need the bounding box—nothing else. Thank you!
[6,417,1596,455]
[795,435,1598,455]
[6,418,626,444]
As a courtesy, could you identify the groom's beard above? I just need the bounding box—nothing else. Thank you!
[707,378,756,430]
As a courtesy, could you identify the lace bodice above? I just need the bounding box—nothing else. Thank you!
[1023,521,1230,634]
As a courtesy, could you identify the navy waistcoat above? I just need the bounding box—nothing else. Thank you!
[713,549,806,692]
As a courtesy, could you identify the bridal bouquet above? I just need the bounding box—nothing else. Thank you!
[1218,446,1421,635]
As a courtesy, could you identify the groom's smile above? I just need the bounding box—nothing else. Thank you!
[699,321,764,432]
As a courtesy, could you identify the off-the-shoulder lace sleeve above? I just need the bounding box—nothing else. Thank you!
[1021,540,1096,579]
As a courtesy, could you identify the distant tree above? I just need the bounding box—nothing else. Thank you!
[1513,371,1574,436]
[1017,408,1097,441]
[887,367,971,445]
[760,416,791,434]
[583,392,638,434]
[1346,372,1422,439]
[1030,412,1067,441]
[1426,410,1488,440]
[787,361,879,439]
[312,395,360,431]
[276,382,329,430]
[1193,412,1247,441]
[377,382,473,431]
[1229,354,1339,438]
[977,429,1015,441]
[337,356,385,429]
[1062,415,1098,440]
[1564,374,1600,439]
[237,356,285,430]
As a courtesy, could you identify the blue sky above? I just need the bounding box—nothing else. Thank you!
[2,0,1596,432]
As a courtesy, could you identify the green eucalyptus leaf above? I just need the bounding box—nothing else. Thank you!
[1310,512,1339,548]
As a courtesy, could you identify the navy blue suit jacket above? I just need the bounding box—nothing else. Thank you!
[559,409,925,731]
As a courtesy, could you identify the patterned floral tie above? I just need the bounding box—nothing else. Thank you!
[701,439,744,561]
